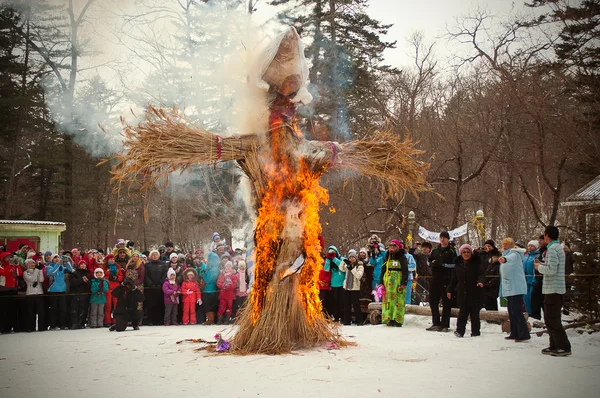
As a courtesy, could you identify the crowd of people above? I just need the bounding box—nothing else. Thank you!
[0,226,573,356]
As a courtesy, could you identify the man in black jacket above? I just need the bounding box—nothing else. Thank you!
[110,277,145,332]
[447,244,486,337]
[144,250,168,325]
[426,231,456,332]
[69,261,91,329]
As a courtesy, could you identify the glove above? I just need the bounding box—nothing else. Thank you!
[326,252,336,259]
[36,263,43,270]
[196,298,202,305]
[110,275,117,281]
[347,263,353,271]
[32,282,38,288]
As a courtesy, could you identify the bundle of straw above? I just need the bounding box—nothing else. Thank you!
[338,131,430,198]
[231,274,352,355]
[102,106,259,197]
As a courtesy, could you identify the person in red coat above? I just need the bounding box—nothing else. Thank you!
[216,261,237,324]
[181,268,201,325]
[0,252,23,333]
[104,254,124,326]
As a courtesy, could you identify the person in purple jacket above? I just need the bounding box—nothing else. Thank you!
[162,268,181,326]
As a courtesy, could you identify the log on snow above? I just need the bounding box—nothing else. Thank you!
[367,303,510,322]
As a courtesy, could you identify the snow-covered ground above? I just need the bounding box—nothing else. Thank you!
[2,315,599,397]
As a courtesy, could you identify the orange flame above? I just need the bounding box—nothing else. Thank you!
[249,99,328,324]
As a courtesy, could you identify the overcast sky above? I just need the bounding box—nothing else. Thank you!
[365,0,529,67]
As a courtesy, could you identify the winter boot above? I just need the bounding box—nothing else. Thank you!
[217,315,224,325]
[203,312,215,325]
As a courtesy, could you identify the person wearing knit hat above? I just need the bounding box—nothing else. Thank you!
[234,260,250,319]
[447,243,485,337]
[216,260,238,324]
[89,268,109,328]
[23,258,45,331]
[181,268,201,325]
[162,268,181,326]
[484,240,496,250]
[210,233,227,253]
[522,240,541,315]
[158,245,169,262]
[340,250,365,325]
[357,248,373,303]
[380,240,409,326]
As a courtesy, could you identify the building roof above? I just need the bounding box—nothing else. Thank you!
[0,220,66,226]
[563,175,600,206]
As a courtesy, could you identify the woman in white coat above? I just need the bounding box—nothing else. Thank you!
[340,250,365,325]
[23,259,45,332]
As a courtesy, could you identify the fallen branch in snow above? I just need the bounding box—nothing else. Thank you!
[535,319,600,337]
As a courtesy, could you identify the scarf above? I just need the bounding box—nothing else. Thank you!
[345,267,355,290]
[238,270,247,293]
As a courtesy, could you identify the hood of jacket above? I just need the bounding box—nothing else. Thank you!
[327,246,340,257]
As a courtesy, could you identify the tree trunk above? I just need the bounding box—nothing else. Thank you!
[3,16,30,218]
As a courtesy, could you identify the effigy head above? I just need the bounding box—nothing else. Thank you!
[260,27,312,104]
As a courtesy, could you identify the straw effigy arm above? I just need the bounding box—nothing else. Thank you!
[103,106,260,196]
[301,131,431,199]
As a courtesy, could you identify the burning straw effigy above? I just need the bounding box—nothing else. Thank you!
[107,27,430,355]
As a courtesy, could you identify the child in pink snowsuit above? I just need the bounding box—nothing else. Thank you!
[181,268,201,325]
[217,261,237,324]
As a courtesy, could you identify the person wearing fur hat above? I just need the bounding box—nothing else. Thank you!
[447,244,485,337]
[144,250,168,325]
[125,251,145,292]
[89,268,109,328]
[114,247,131,270]
[380,240,409,327]
[162,268,181,326]
[340,250,365,325]
[111,239,129,256]
[216,261,238,324]
[164,241,176,259]
[104,254,124,327]
[110,277,145,331]
[324,246,346,322]
[69,260,92,329]
[523,240,540,315]
[181,268,201,325]
[426,231,457,332]
[23,259,45,332]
